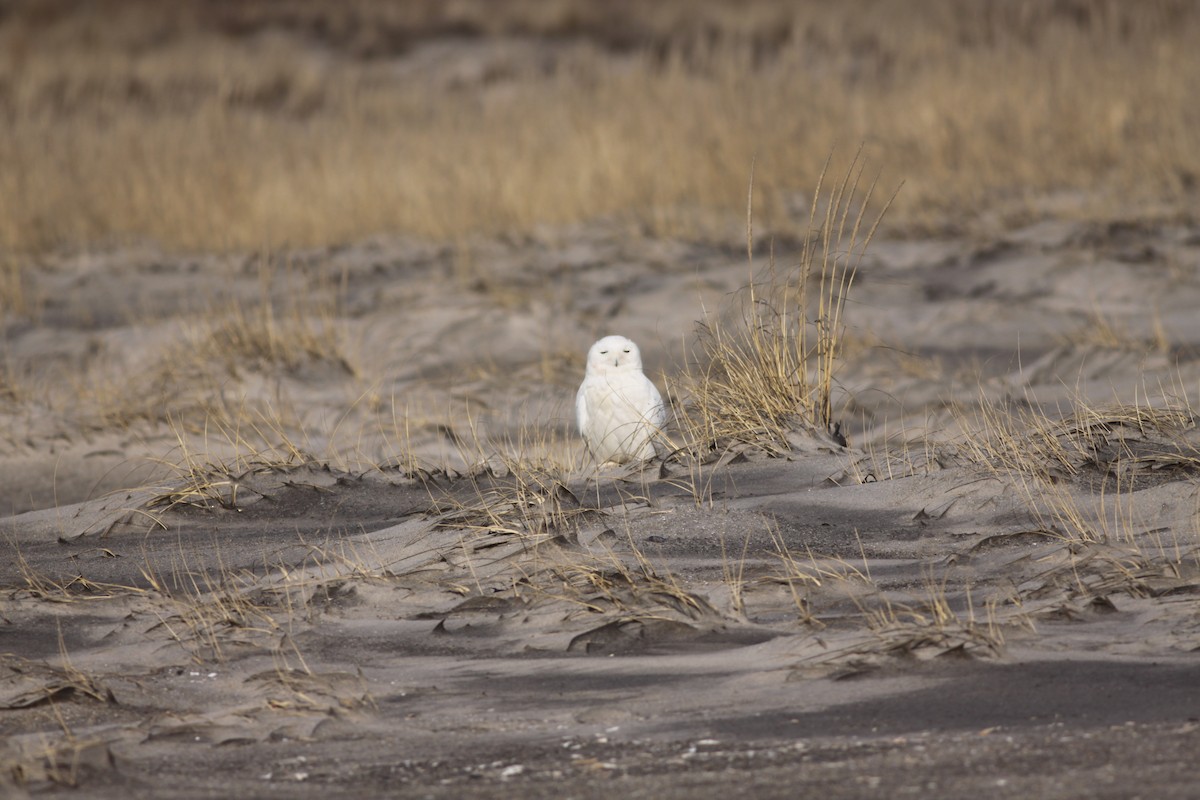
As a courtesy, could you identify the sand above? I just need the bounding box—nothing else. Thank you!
[3,203,1200,798]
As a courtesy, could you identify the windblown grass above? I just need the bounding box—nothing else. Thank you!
[675,152,895,455]
[138,556,289,664]
[960,393,1200,544]
[944,384,1200,625]
[1,0,1197,257]
[183,296,352,380]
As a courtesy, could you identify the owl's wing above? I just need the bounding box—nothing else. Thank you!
[575,381,590,434]
[645,377,667,429]
[616,374,665,426]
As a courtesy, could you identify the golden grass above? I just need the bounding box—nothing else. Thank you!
[41,252,353,444]
[533,539,720,629]
[0,254,33,319]
[140,561,282,664]
[1057,306,1172,354]
[183,296,352,379]
[1,0,1197,256]
[428,467,588,543]
[166,254,353,382]
[674,151,894,455]
[955,382,1200,621]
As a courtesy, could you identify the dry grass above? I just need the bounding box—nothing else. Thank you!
[0,652,113,710]
[28,253,352,442]
[1,734,114,794]
[1,0,1197,258]
[137,406,317,515]
[428,467,588,544]
[766,540,873,628]
[767,532,1016,667]
[1014,539,1196,614]
[961,393,1200,543]
[674,152,894,456]
[1056,306,1172,354]
[182,297,352,380]
[11,544,151,600]
[860,575,1009,661]
[534,540,721,629]
[164,256,351,381]
[416,405,593,546]
[0,254,34,319]
[951,387,1200,625]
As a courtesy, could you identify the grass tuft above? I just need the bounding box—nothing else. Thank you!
[676,151,896,456]
[961,393,1200,543]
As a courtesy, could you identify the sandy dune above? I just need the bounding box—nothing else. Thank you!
[3,209,1200,797]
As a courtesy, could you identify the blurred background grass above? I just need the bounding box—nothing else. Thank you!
[0,0,1197,254]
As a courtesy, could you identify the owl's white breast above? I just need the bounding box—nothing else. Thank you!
[576,369,665,464]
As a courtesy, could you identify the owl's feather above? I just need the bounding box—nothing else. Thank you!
[576,335,665,464]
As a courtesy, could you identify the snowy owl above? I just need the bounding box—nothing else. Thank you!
[576,335,666,465]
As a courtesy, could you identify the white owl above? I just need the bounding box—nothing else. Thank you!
[576,335,666,464]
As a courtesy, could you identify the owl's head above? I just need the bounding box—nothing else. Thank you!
[586,335,643,374]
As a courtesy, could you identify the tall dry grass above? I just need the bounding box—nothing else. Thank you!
[675,151,895,456]
[0,0,1197,256]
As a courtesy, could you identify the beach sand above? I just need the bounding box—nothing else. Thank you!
[4,214,1200,798]
[3,4,1200,797]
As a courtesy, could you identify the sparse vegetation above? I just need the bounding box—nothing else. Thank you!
[960,395,1200,543]
[3,3,1200,795]
[949,389,1200,631]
